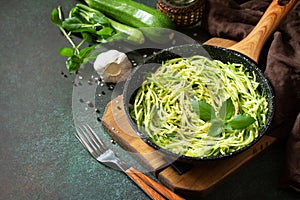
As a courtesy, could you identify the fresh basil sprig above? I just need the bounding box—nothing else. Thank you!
[191,98,256,137]
[51,6,98,73]
[51,4,118,74]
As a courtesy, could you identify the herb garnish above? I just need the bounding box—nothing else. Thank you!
[51,5,98,73]
[191,98,256,137]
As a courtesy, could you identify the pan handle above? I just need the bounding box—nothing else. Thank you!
[228,0,296,63]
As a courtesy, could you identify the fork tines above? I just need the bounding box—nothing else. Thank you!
[76,124,106,157]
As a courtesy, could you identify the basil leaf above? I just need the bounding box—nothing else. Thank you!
[208,119,224,137]
[66,55,82,74]
[59,47,74,57]
[191,100,200,115]
[84,12,110,25]
[97,27,115,38]
[219,98,234,120]
[72,4,110,25]
[223,123,233,130]
[191,100,215,121]
[79,45,96,64]
[81,33,93,43]
[62,17,96,33]
[79,45,94,58]
[227,114,256,129]
[51,8,62,26]
[62,17,82,31]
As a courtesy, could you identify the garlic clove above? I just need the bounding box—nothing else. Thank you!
[104,63,122,77]
[94,50,132,83]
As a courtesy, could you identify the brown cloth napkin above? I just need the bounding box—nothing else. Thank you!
[202,0,300,192]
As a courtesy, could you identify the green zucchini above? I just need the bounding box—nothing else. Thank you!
[84,0,175,43]
[108,18,145,45]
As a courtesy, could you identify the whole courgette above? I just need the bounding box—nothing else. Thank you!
[84,0,175,42]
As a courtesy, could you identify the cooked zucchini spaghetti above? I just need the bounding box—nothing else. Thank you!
[129,55,268,158]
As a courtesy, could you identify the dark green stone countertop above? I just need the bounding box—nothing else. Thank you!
[1,0,299,199]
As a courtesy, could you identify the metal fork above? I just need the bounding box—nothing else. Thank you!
[75,124,185,200]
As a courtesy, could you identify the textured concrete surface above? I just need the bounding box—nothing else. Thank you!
[0,0,299,199]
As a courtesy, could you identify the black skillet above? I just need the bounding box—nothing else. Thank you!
[123,0,296,162]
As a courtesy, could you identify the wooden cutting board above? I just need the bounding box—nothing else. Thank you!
[102,37,277,197]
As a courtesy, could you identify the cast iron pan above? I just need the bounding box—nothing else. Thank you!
[123,0,296,162]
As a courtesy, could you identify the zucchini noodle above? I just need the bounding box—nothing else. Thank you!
[129,55,268,158]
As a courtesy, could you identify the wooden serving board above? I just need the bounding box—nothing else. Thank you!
[101,38,278,198]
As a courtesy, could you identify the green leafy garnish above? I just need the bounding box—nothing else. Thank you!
[208,119,224,137]
[59,47,74,57]
[50,5,114,73]
[191,100,215,121]
[51,9,62,28]
[192,97,256,137]
[219,98,234,120]
[226,115,256,130]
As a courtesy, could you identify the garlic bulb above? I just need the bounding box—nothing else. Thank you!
[93,50,132,83]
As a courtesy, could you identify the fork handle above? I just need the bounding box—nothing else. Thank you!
[126,167,185,200]
[125,168,166,200]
